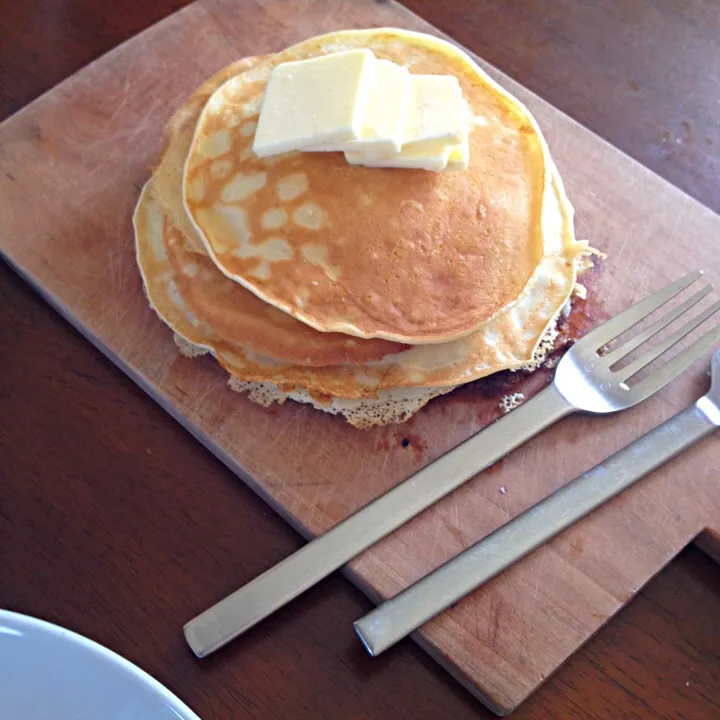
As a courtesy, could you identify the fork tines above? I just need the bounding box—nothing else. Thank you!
[584,270,720,390]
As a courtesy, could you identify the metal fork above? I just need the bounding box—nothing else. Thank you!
[184,270,720,658]
[354,346,720,656]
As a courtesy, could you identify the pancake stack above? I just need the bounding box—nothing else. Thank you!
[133,28,593,428]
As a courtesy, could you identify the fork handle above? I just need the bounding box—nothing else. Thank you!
[353,399,718,657]
[184,383,574,657]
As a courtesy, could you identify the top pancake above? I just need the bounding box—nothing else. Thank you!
[182,29,551,344]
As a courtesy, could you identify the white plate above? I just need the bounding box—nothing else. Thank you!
[0,610,200,720]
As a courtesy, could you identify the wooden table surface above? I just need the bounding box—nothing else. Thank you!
[1,1,719,718]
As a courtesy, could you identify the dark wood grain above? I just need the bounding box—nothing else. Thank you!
[1,1,719,719]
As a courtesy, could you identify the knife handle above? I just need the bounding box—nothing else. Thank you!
[354,400,718,657]
[184,383,573,658]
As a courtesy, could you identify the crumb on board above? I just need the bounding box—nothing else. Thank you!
[499,392,525,414]
[499,486,507,495]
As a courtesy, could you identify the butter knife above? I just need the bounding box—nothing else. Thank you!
[354,349,720,656]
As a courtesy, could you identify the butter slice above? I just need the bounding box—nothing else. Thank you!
[402,74,465,148]
[345,142,451,171]
[446,131,470,171]
[345,126,468,172]
[311,60,411,154]
[253,50,376,158]
[344,77,470,171]
[446,102,471,170]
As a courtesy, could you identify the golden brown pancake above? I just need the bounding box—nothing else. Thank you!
[135,161,583,400]
[182,29,553,344]
[134,30,594,426]
[162,188,408,366]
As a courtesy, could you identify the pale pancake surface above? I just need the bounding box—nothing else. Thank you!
[183,29,552,344]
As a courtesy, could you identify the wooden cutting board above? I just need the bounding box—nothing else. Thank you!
[1,0,718,714]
